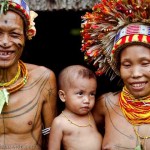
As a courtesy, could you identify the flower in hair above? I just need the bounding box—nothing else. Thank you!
[27,10,38,40]
[0,0,38,40]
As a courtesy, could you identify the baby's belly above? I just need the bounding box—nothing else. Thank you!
[63,131,102,150]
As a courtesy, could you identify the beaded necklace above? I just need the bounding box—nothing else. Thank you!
[3,60,28,93]
[0,62,21,87]
[133,125,150,150]
[0,60,28,113]
[62,111,91,127]
[119,86,150,125]
[119,86,150,150]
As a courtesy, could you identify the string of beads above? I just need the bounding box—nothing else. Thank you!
[133,126,150,150]
[0,60,28,94]
[0,62,21,87]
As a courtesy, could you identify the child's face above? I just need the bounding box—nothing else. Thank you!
[64,77,97,115]
[120,45,150,98]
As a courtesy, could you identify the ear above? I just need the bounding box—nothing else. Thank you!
[58,90,66,102]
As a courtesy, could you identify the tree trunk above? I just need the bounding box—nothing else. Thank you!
[29,0,100,11]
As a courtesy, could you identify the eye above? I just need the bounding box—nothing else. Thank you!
[10,32,21,38]
[77,91,83,96]
[141,61,150,66]
[90,92,96,97]
[121,62,131,68]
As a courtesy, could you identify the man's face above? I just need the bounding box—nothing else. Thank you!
[0,10,25,68]
[120,45,150,98]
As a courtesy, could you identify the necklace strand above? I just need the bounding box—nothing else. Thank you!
[0,60,28,114]
[133,126,150,139]
[119,86,150,125]
[62,111,91,127]
[0,62,21,87]
[0,60,28,94]
[133,126,150,150]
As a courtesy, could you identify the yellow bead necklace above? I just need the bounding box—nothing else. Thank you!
[0,62,21,87]
[3,60,28,94]
[119,86,150,125]
[0,60,28,113]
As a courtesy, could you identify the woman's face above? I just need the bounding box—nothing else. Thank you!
[120,45,150,98]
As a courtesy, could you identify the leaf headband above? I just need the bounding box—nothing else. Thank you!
[0,0,38,40]
[81,0,150,80]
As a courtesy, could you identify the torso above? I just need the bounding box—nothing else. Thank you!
[61,113,102,150]
[100,92,150,150]
[0,63,53,150]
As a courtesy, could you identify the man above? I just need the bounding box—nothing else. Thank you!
[0,0,57,149]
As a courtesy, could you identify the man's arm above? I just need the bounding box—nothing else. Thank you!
[42,70,57,149]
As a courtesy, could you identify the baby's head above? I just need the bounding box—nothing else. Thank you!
[58,65,97,92]
[58,65,97,113]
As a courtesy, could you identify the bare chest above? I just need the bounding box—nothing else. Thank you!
[63,122,102,150]
[103,98,150,150]
[0,84,44,134]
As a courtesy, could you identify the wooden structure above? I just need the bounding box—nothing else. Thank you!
[29,0,99,11]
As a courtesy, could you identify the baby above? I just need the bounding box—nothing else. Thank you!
[48,65,102,150]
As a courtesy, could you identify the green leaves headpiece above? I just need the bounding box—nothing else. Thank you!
[0,0,9,14]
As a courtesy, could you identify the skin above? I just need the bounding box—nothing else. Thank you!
[92,45,150,150]
[48,66,102,150]
[0,11,57,149]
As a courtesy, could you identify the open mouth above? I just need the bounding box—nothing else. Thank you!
[0,51,14,59]
[0,51,12,55]
[130,82,147,90]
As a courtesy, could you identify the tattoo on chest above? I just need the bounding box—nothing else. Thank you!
[105,96,134,140]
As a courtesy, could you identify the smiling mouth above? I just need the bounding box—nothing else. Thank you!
[131,82,146,90]
[0,51,12,55]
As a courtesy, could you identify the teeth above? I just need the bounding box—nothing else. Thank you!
[132,83,145,87]
[0,52,10,55]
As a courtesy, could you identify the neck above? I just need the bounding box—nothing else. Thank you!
[0,61,19,84]
[119,86,150,125]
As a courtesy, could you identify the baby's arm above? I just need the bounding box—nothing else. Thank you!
[48,116,63,150]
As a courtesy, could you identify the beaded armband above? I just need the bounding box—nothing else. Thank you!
[42,127,51,135]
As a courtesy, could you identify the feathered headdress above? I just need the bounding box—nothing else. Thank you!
[81,0,150,80]
[0,0,38,40]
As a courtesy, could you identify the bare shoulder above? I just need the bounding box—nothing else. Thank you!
[97,91,120,103]
[51,114,66,129]
[25,63,53,73]
[94,92,115,110]
[92,92,120,120]
[25,63,56,79]
[92,91,120,130]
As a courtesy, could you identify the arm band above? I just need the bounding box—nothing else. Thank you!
[42,127,51,135]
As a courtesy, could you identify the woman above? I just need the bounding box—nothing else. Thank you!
[81,0,150,149]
